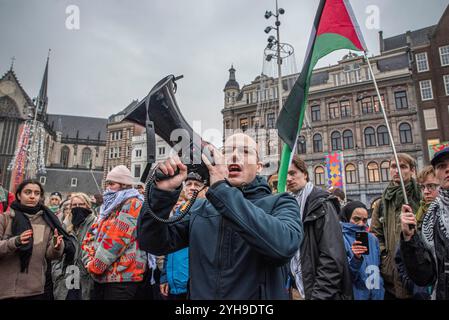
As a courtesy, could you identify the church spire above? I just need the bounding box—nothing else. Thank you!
[37,49,50,116]
[10,56,16,71]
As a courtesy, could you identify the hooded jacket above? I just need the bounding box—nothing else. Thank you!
[298,187,353,300]
[138,176,303,300]
[341,222,384,300]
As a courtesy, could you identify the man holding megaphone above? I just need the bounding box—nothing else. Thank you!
[137,133,303,300]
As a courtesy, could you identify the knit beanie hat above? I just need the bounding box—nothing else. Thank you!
[106,165,135,186]
[340,201,368,223]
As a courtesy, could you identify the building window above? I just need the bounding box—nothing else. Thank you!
[345,164,357,184]
[399,123,413,144]
[420,80,433,101]
[313,134,323,153]
[343,130,354,149]
[364,127,376,147]
[444,75,449,96]
[416,52,429,72]
[440,45,449,66]
[60,146,70,168]
[314,166,325,186]
[381,161,390,182]
[81,148,92,168]
[367,162,380,183]
[423,109,438,130]
[135,164,141,178]
[394,91,408,110]
[158,147,166,155]
[377,125,390,146]
[71,178,78,187]
[297,136,306,154]
[111,131,122,141]
[240,118,249,132]
[135,149,142,158]
[361,97,374,114]
[109,147,120,159]
[328,102,339,119]
[331,131,342,151]
[39,176,46,185]
[340,100,351,118]
[373,95,384,113]
[267,113,276,129]
[311,105,321,122]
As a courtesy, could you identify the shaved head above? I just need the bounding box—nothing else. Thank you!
[223,133,263,187]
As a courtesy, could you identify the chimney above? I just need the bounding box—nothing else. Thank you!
[379,31,384,53]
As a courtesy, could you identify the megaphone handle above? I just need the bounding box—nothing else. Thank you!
[155,167,180,181]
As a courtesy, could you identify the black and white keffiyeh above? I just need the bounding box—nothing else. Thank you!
[421,188,449,253]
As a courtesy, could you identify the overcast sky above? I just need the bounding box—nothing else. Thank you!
[1,0,448,137]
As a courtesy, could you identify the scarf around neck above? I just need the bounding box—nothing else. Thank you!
[99,188,143,221]
[290,181,314,299]
[422,188,449,253]
[383,179,421,210]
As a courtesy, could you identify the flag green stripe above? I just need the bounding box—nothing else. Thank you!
[277,33,362,193]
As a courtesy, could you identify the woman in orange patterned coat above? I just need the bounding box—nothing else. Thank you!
[81,165,147,300]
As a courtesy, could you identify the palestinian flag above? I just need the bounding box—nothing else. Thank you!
[276,0,366,192]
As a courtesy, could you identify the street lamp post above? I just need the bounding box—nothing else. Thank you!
[264,0,293,159]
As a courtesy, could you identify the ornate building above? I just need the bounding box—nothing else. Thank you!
[0,59,108,198]
[222,50,424,205]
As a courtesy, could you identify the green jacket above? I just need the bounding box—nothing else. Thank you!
[370,179,421,299]
[52,214,96,300]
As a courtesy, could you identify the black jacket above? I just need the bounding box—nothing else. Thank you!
[299,187,353,300]
[400,228,448,300]
[137,176,303,300]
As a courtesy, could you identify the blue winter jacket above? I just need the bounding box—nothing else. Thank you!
[160,208,189,295]
[341,222,385,300]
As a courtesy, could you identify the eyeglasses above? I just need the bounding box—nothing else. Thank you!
[419,183,439,192]
[222,146,258,157]
[351,216,368,224]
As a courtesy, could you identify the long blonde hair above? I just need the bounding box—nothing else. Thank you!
[64,192,93,233]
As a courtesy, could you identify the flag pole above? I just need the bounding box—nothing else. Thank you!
[364,52,409,205]
[341,151,347,205]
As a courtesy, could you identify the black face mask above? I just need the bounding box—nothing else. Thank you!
[71,207,91,227]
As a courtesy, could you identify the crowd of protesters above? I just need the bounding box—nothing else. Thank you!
[0,134,448,300]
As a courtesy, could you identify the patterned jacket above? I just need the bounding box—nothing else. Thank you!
[81,197,147,283]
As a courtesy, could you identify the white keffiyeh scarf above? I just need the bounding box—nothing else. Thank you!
[290,182,314,299]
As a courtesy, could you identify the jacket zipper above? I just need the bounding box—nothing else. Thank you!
[214,218,224,299]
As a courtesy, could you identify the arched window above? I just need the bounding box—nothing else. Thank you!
[381,161,391,182]
[314,166,325,186]
[81,147,92,168]
[377,125,390,146]
[343,130,354,149]
[364,127,376,147]
[297,136,307,154]
[331,131,342,151]
[399,123,413,144]
[60,146,70,168]
[367,162,380,183]
[313,134,323,153]
[345,163,357,184]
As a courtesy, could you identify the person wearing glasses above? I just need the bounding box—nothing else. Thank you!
[415,166,440,231]
[53,192,96,300]
[340,201,384,300]
[81,165,147,300]
[138,133,302,299]
[400,147,449,300]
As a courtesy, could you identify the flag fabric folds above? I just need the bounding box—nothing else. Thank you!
[276,0,366,192]
[325,151,344,189]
